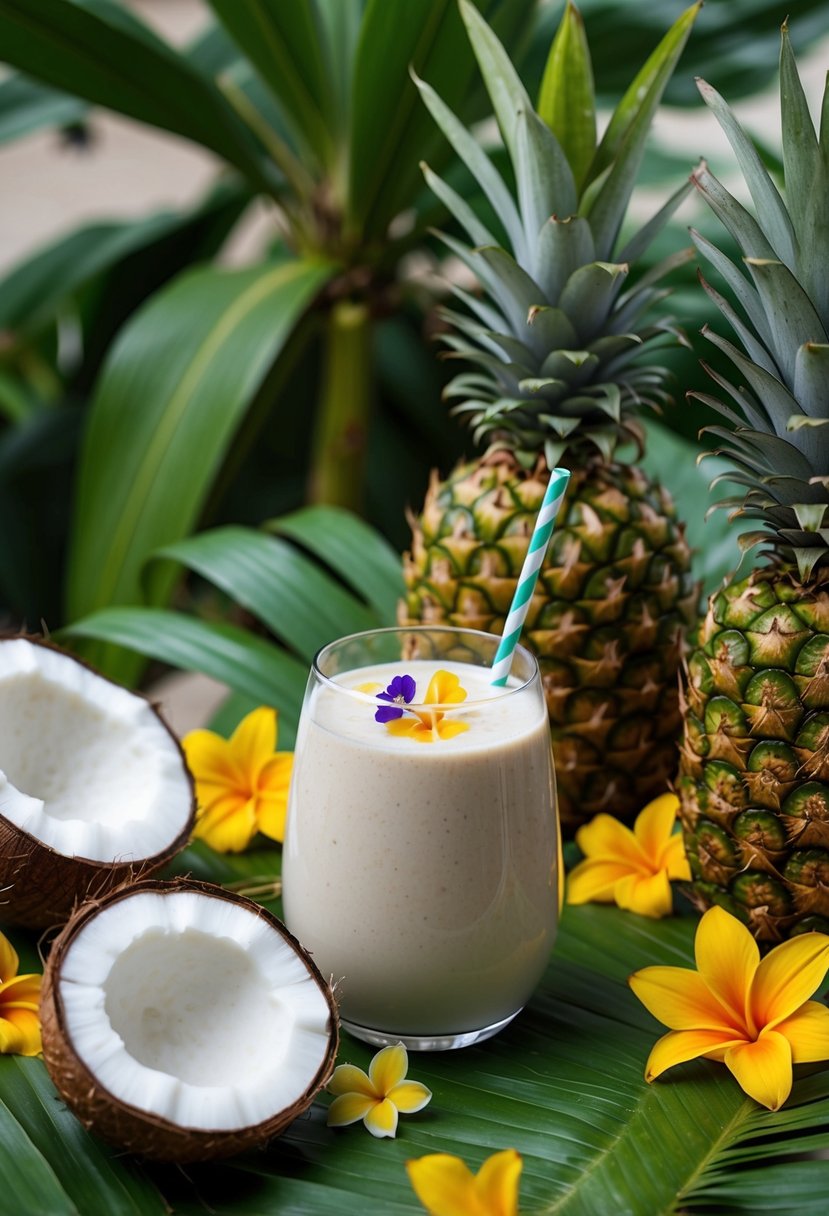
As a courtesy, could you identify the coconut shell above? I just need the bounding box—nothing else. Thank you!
[41,878,340,1163]
[0,634,195,928]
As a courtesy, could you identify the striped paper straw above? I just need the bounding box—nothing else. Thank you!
[490,466,571,686]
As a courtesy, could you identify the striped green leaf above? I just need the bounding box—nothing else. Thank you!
[66,256,336,683]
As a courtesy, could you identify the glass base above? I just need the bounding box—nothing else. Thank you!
[339,1009,521,1051]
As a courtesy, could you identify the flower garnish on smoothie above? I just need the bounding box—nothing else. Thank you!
[373,670,470,742]
[374,673,417,723]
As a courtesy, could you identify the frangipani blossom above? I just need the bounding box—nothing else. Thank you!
[327,1043,431,1138]
[567,793,690,918]
[182,707,293,852]
[630,905,829,1110]
[384,669,469,743]
[0,931,41,1056]
[407,1148,522,1216]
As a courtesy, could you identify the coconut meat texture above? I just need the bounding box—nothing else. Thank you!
[53,888,335,1137]
[0,638,192,862]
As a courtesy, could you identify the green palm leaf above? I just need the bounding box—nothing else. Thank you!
[66,256,337,684]
[4,908,828,1213]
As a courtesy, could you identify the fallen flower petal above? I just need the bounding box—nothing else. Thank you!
[630,905,829,1109]
[183,707,293,850]
[407,1148,522,1216]
[568,793,690,918]
[327,1043,431,1138]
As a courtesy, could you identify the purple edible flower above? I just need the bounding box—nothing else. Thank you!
[374,673,416,723]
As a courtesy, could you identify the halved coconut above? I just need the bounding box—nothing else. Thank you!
[0,636,194,927]
[42,879,338,1162]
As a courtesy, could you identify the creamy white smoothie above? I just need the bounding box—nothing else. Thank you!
[282,647,557,1043]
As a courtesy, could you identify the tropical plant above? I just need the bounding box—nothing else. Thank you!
[0,0,540,670]
[677,25,829,943]
[399,0,701,831]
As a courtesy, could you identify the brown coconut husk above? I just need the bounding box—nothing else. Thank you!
[0,634,195,928]
[41,878,339,1163]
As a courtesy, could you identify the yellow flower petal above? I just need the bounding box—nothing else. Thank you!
[364,1097,399,1138]
[369,1042,408,1095]
[434,719,469,740]
[614,870,673,918]
[567,858,635,905]
[751,932,829,1031]
[193,793,258,853]
[474,1148,522,1216]
[0,932,19,984]
[575,814,649,870]
[694,906,760,1029]
[328,1063,375,1098]
[424,670,467,706]
[327,1093,377,1127]
[644,1028,746,1081]
[388,1080,432,1114]
[255,756,293,844]
[661,833,692,881]
[0,1008,41,1056]
[230,707,277,780]
[407,1154,481,1216]
[610,870,666,914]
[182,729,240,797]
[633,794,680,859]
[629,965,737,1032]
[258,752,293,795]
[724,1030,793,1111]
[774,1000,829,1063]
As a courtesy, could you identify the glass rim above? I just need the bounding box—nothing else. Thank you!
[311,625,539,709]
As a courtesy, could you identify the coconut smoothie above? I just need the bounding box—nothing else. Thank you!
[282,651,557,1041]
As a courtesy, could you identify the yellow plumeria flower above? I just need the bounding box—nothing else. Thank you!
[407,1148,522,1216]
[630,905,829,1110]
[327,1043,431,1138]
[384,669,469,743]
[567,793,690,918]
[0,931,41,1057]
[182,707,293,852]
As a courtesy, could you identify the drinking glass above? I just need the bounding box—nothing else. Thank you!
[282,626,558,1050]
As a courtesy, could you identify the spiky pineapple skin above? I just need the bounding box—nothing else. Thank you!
[400,452,696,831]
[678,570,829,943]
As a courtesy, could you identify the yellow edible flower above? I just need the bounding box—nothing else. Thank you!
[385,670,469,743]
[567,793,690,918]
[182,707,293,852]
[0,931,41,1056]
[407,1149,522,1216]
[327,1042,431,1138]
[630,905,829,1110]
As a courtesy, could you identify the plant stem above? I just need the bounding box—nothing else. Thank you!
[308,299,372,513]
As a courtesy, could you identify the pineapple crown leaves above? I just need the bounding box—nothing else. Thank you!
[691,22,829,582]
[415,0,701,466]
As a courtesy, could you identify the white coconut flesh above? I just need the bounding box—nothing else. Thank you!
[0,639,191,862]
[57,890,333,1132]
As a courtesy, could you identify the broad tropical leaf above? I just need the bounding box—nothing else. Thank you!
[346,0,529,237]
[0,181,248,336]
[0,0,277,193]
[66,256,337,682]
[206,0,336,168]
[0,72,86,144]
[61,608,307,749]
[0,1057,167,1216]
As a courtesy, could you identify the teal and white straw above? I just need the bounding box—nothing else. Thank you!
[490,466,571,686]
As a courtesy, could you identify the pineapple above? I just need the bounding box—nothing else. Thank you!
[401,0,700,830]
[677,24,829,942]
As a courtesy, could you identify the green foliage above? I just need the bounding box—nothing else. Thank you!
[2,907,829,1213]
